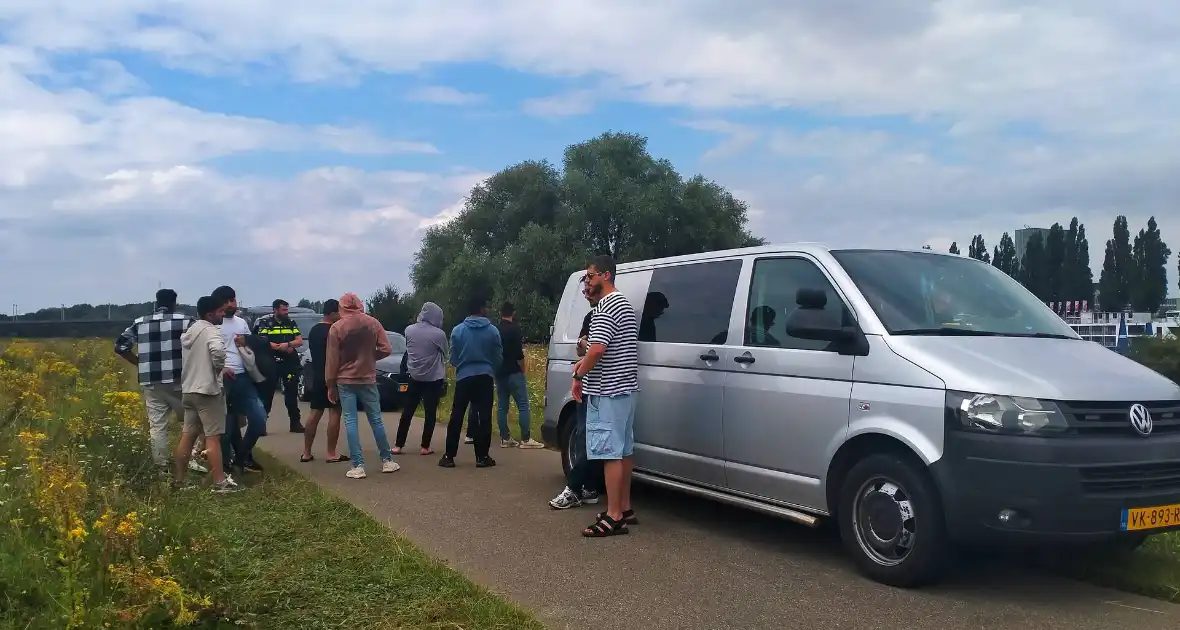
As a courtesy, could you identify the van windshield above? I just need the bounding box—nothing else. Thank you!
[830,250,1078,338]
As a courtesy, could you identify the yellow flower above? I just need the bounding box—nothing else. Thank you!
[103,391,144,429]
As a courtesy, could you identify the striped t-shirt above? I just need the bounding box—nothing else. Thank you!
[582,291,640,397]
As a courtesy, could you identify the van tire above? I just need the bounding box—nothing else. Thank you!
[559,412,576,478]
[837,453,949,588]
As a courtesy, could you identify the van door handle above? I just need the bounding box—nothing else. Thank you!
[699,350,719,362]
[734,354,756,365]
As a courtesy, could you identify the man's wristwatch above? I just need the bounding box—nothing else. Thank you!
[572,372,583,381]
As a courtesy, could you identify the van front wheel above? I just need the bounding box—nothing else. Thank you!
[838,453,949,588]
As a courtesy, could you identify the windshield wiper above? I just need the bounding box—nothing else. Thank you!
[891,328,1002,336]
[1003,332,1077,340]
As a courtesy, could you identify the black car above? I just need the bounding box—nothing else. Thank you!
[296,330,410,412]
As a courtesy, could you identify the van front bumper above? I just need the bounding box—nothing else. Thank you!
[929,430,1180,544]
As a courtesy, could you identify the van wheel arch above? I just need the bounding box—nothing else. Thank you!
[826,433,930,519]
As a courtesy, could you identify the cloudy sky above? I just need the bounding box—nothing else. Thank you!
[2,0,1177,311]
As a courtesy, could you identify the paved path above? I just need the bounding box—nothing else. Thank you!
[257,405,1180,630]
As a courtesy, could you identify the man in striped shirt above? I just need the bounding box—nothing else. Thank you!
[571,255,640,537]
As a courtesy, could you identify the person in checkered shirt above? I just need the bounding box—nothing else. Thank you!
[114,288,204,471]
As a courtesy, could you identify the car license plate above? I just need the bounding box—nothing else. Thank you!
[398,384,409,393]
[1121,504,1180,531]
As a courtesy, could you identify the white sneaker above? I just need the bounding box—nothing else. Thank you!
[500,437,519,448]
[518,438,545,449]
[346,466,367,479]
[188,459,209,474]
[381,460,401,474]
[548,487,583,510]
[464,437,475,444]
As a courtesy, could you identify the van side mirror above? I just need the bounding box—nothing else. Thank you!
[784,289,869,356]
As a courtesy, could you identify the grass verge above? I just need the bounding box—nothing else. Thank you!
[0,338,542,629]
[169,452,544,629]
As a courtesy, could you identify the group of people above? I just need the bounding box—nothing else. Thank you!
[114,254,641,537]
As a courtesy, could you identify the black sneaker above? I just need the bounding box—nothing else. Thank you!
[438,455,456,468]
[242,461,264,474]
[290,425,305,433]
[476,456,497,468]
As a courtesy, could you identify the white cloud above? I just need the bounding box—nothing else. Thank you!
[406,85,486,105]
[679,119,760,161]
[521,90,596,117]
[3,1,1175,131]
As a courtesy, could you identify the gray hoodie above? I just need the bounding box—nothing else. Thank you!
[404,302,448,382]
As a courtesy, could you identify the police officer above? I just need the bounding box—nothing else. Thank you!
[252,298,305,433]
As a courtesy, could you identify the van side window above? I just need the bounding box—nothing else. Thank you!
[745,258,851,352]
[640,260,742,344]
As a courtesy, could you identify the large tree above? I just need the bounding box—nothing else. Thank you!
[1018,230,1048,299]
[1071,221,1095,306]
[948,241,960,255]
[992,232,1019,278]
[1097,216,1133,311]
[366,284,420,334]
[1043,222,1066,302]
[1129,216,1171,313]
[409,131,763,340]
[967,234,990,263]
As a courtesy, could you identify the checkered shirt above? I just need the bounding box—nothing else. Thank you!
[114,307,195,385]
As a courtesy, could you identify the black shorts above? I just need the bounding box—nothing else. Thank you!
[309,385,339,410]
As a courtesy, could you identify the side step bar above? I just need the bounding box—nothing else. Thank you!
[633,471,821,528]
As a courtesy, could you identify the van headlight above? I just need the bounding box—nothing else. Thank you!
[946,391,1069,436]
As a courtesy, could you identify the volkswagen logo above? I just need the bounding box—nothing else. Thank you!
[1129,403,1153,436]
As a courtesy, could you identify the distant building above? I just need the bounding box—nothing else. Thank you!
[1014,227,1050,265]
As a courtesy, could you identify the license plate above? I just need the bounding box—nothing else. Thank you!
[398,384,409,393]
[1121,504,1180,531]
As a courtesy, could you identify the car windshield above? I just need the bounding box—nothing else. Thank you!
[292,314,320,337]
[830,250,1078,338]
[387,332,407,354]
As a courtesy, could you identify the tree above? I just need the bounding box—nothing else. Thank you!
[1071,222,1095,306]
[948,241,960,255]
[1043,222,1066,302]
[409,131,764,340]
[992,232,1019,278]
[967,234,990,263]
[1018,230,1048,299]
[366,284,419,334]
[1097,216,1133,311]
[1129,216,1171,312]
[296,298,325,312]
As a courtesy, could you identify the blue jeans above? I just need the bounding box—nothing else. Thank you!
[495,372,531,441]
[339,383,393,468]
[222,373,268,469]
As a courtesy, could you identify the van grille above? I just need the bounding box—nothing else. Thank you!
[1079,462,1180,495]
[1058,400,1180,436]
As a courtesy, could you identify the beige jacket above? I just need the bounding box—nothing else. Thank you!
[181,320,227,395]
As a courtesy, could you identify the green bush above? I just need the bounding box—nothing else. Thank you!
[1128,335,1180,384]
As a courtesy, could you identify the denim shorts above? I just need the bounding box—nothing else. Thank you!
[585,392,637,460]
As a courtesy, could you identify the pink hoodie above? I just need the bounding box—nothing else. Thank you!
[324,292,392,386]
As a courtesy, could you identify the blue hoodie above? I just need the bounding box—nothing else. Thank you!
[450,315,503,381]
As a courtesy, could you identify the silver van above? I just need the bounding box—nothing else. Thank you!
[540,244,1180,587]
